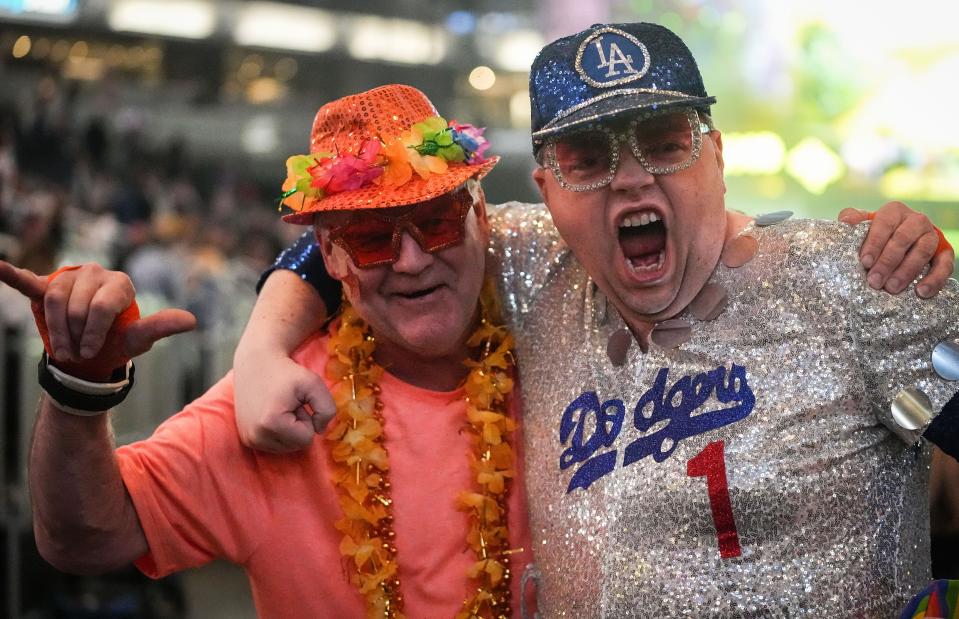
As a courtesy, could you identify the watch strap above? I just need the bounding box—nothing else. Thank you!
[38,352,135,416]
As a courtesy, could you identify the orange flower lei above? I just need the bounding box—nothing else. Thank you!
[325,282,518,618]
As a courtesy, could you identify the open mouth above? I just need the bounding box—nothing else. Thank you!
[395,284,443,300]
[619,211,667,274]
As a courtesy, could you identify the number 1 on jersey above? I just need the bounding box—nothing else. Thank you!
[686,440,742,558]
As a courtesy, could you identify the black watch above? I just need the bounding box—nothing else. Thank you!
[37,352,136,416]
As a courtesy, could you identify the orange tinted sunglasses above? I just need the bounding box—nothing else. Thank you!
[328,186,474,268]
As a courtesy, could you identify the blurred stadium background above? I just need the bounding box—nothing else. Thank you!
[1,1,958,617]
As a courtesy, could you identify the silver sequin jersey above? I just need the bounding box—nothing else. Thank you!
[487,202,958,618]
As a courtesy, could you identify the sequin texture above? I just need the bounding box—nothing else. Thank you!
[530,22,716,148]
[487,206,959,618]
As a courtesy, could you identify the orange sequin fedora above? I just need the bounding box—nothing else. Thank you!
[280,84,499,224]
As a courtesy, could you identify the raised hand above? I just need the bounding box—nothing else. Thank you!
[839,202,954,298]
[0,261,196,381]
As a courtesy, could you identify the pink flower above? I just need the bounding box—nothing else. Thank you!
[310,139,384,194]
[449,120,491,163]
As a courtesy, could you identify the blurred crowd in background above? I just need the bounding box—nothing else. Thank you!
[0,75,288,336]
[0,72,291,619]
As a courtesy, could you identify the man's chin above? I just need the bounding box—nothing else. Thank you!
[395,324,468,358]
[614,282,683,324]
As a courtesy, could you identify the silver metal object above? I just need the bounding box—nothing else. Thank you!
[754,211,793,227]
[889,387,935,443]
[932,339,959,381]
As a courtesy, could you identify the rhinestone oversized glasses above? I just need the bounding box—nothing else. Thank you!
[544,108,711,192]
[327,186,475,268]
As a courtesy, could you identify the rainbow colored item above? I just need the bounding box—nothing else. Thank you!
[280,120,493,225]
[900,580,959,619]
[279,85,498,224]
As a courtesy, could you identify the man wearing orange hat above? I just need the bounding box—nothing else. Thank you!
[1,85,533,618]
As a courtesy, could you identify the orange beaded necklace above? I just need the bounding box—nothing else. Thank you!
[325,283,518,618]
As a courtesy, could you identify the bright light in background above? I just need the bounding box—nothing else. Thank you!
[245,78,286,105]
[840,133,901,178]
[785,137,845,195]
[478,12,521,34]
[722,132,786,175]
[509,90,531,127]
[20,0,73,11]
[233,3,335,53]
[108,0,216,40]
[717,0,959,209]
[839,52,959,202]
[493,29,544,72]
[12,35,31,58]
[61,39,102,79]
[242,114,280,155]
[63,55,105,80]
[880,168,959,203]
[745,0,959,77]
[446,10,476,35]
[469,66,496,91]
[347,16,446,65]
[788,0,959,52]
[0,0,78,21]
[843,55,959,154]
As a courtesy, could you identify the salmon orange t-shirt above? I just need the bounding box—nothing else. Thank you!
[116,332,533,618]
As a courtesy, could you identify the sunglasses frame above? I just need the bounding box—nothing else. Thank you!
[327,185,475,269]
[544,108,711,192]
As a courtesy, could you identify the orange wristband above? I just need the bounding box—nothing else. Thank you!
[30,265,140,382]
[864,211,953,256]
[935,228,953,256]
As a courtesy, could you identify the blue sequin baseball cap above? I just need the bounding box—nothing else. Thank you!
[529,22,716,153]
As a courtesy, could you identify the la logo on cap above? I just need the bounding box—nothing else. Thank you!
[575,26,651,88]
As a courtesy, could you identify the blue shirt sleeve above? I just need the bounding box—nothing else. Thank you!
[257,230,342,315]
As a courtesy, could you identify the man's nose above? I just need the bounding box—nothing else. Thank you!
[609,144,655,192]
[391,230,433,274]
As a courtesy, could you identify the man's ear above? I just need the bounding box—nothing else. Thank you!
[471,184,490,229]
[709,131,726,194]
[532,166,549,203]
[710,131,724,173]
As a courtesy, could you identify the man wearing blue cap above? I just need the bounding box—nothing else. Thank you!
[234,23,959,617]
[515,22,959,617]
